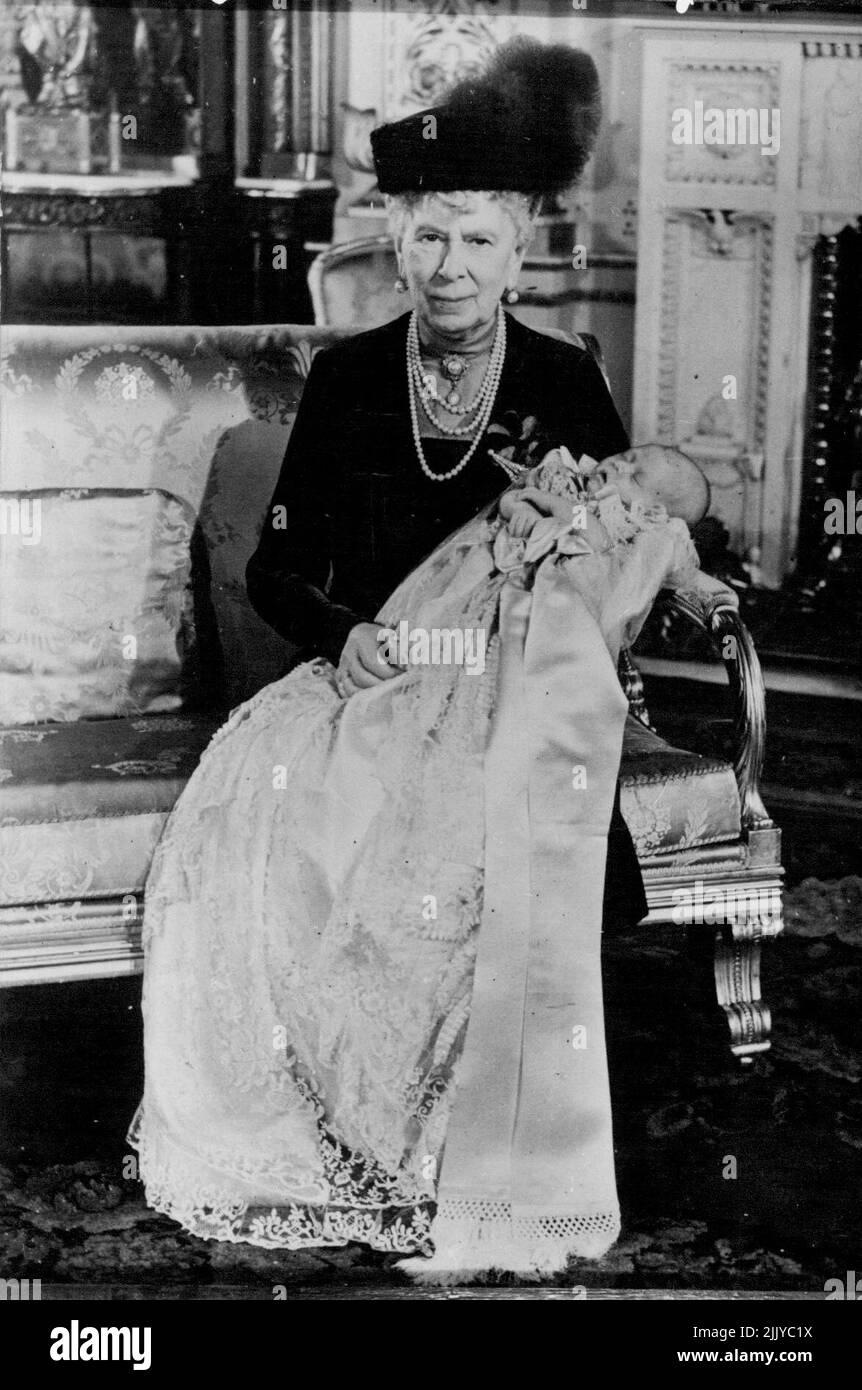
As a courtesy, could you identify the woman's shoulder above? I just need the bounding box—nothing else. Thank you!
[311,314,409,375]
[505,314,595,370]
[504,317,605,402]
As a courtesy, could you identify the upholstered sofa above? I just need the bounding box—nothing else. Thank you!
[0,323,782,1059]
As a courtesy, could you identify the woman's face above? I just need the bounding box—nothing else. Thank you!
[397,192,526,343]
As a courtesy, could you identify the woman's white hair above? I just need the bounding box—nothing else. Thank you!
[385,190,539,251]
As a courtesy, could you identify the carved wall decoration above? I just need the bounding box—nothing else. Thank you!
[402,14,496,108]
[657,211,772,443]
[799,56,862,202]
[694,208,753,258]
[664,60,781,187]
[382,0,511,123]
[655,216,683,447]
[696,393,743,441]
[632,27,862,587]
[653,208,774,566]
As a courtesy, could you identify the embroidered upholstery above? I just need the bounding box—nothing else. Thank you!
[0,715,220,908]
[0,489,199,725]
[619,713,740,858]
[0,326,351,707]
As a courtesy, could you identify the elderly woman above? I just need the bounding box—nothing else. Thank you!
[246,40,644,927]
[129,40,658,1280]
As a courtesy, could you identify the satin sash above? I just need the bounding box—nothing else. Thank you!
[403,550,630,1276]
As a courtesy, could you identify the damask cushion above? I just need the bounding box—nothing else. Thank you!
[619,714,741,858]
[0,714,220,907]
[0,326,352,708]
[0,489,199,724]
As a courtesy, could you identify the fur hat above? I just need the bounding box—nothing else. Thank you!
[371,38,601,198]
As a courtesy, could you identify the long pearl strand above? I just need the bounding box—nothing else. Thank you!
[418,383,486,437]
[407,308,507,482]
[415,355,486,418]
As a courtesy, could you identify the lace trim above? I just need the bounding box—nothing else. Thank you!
[148,1188,434,1254]
[128,1109,434,1253]
[397,1198,620,1281]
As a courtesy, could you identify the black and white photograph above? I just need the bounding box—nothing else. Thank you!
[0,0,860,1340]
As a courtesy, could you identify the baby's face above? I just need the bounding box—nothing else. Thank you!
[585,447,669,509]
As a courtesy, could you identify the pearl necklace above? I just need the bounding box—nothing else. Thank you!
[407,308,507,482]
[408,320,499,436]
[417,356,481,417]
[418,384,487,437]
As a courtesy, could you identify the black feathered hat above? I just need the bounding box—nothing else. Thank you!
[371,38,601,198]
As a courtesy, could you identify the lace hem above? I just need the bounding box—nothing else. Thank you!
[142,1186,435,1254]
[396,1197,620,1283]
[127,1106,435,1254]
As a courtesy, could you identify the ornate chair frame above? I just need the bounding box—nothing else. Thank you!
[618,602,782,1064]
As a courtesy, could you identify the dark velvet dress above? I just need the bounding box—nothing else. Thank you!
[246,311,647,928]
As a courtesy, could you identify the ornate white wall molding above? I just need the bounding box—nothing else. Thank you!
[664,60,781,188]
[650,207,774,575]
[633,24,862,589]
[800,55,862,202]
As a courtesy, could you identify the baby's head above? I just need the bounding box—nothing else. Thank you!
[588,445,710,527]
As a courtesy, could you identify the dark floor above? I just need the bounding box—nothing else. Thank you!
[1,681,859,1293]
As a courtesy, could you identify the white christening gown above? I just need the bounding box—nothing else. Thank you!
[129,458,701,1281]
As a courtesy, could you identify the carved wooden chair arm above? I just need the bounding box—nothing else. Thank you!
[657,572,773,833]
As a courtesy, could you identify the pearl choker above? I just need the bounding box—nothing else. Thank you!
[407,308,507,482]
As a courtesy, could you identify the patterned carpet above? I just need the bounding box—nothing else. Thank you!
[1,875,859,1294]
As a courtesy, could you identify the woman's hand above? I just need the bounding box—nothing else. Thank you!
[337,622,405,696]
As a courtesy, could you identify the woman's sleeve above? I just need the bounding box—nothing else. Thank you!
[245,350,368,665]
[572,349,630,458]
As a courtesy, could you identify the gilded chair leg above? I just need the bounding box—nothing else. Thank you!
[713,928,772,1064]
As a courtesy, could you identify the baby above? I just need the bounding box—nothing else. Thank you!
[498,444,710,542]
[492,443,713,663]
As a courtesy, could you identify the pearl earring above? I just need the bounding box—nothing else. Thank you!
[505,287,519,305]
[394,276,407,293]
